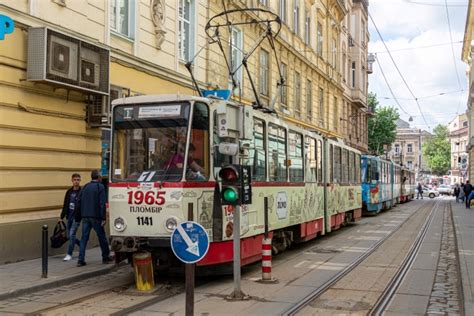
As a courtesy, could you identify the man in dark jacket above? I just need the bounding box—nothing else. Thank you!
[60,173,81,261]
[464,180,473,209]
[77,170,112,266]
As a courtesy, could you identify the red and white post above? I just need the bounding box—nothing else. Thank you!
[261,237,272,280]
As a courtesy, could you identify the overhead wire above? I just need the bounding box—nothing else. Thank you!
[443,0,464,114]
[403,0,467,7]
[375,55,410,115]
[369,12,431,129]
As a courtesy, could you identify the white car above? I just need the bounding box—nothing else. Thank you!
[422,187,440,199]
[437,185,453,196]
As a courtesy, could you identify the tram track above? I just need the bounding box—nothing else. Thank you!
[282,200,438,315]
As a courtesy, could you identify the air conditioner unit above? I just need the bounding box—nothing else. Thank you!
[87,95,109,127]
[27,27,109,95]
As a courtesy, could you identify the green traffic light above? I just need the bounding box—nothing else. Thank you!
[222,188,238,202]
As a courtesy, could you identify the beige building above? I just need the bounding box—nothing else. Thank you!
[389,119,431,178]
[0,0,369,262]
[462,0,474,181]
[448,114,469,184]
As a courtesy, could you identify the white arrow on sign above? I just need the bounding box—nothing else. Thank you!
[177,224,200,257]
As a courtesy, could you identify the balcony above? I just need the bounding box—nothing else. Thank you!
[351,88,367,107]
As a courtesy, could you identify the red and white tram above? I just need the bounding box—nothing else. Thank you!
[108,94,362,268]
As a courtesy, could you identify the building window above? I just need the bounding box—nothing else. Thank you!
[333,96,338,131]
[259,0,268,5]
[407,161,413,169]
[305,15,311,45]
[342,51,346,81]
[463,121,468,127]
[306,79,312,118]
[280,63,288,106]
[317,22,323,57]
[279,0,287,22]
[332,38,337,68]
[294,71,301,116]
[259,49,270,97]
[407,144,413,153]
[319,87,324,123]
[110,0,135,38]
[395,144,400,154]
[351,61,356,88]
[293,1,300,36]
[179,0,195,61]
[230,27,243,93]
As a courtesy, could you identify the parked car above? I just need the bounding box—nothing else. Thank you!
[422,187,440,199]
[437,185,453,196]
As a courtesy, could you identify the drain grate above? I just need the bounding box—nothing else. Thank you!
[306,247,342,254]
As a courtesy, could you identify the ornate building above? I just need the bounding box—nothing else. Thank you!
[448,114,469,185]
[0,0,369,262]
[462,0,474,181]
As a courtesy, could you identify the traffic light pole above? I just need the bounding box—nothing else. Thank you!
[232,204,242,297]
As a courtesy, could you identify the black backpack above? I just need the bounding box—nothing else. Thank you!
[50,220,68,249]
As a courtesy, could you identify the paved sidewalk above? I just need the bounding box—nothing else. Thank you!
[451,199,474,314]
[0,247,117,300]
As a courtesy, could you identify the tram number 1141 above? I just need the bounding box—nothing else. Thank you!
[137,216,153,226]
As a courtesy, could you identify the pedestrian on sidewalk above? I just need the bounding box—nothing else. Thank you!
[76,170,113,267]
[468,190,474,209]
[60,173,82,261]
[459,183,465,203]
[463,180,473,209]
[454,184,460,203]
[416,183,423,199]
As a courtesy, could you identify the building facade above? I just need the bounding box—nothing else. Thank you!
[462,0,474,182]
[388,119,432,179]
[448,114,469,185]
[0,0,370,262]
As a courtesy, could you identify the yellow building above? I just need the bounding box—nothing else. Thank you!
[0,0,369,262]
[463,0,474,181]
[0,0,206,262]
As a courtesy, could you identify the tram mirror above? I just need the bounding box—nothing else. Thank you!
[218,142,239,156]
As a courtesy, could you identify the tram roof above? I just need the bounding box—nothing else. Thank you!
[111,94,227,106]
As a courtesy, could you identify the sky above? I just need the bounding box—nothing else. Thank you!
[368,0,469,132]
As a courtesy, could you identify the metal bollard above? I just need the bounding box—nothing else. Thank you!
[133,251,154,291]
[42,225,48,278]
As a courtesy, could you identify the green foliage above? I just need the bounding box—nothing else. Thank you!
[368,93,400,155]
[422,124,450,175]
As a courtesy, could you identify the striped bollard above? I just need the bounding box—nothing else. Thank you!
[260,237,277,283]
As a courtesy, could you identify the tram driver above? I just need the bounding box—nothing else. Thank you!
[166,143,206,181]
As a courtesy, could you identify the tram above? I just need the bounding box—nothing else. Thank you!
[361,155,415,215]
[108,94,362,268]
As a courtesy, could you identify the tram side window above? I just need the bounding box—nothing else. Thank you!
[317,140,323,183]
[342,149,349,184]
[248,119,266,181]
[372,160,378,182]
[269,124,287,182]
[289,131,304,182]
[334,146,341,183]
[186,102,209,181]
[349,151,354,183]
[305,137,317,182]
[329,145,333,182]
[356,154,361,184]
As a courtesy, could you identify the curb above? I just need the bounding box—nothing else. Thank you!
[0,262,124,301]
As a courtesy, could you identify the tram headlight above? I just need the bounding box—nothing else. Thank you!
[113,217,126,232]
[165,217,178,231]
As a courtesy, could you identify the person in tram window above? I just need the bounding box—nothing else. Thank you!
[416,182,423,199]
[166,143,205,180]
[60,173,82,261]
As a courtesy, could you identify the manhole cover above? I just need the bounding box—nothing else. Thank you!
[306,247,342,254]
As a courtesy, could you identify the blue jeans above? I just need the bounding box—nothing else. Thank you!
[66,217,80,256]
[78,218,110,262]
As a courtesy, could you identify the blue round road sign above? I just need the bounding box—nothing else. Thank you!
[170,221,210,264]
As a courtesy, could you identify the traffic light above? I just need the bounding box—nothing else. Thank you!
[218,164,252,206]
[219,165,241,205]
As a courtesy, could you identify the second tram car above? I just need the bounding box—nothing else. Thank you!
[108,95,363,268]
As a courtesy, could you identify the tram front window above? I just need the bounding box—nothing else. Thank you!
[111,102,209,182]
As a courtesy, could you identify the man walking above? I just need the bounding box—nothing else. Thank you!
[60,173,81,261]
[416,183,423,199]
[464,180,473,209]
[76,170,113,266]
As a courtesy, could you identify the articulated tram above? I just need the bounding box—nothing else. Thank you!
[108,94,363,268]
[361,156,416,215]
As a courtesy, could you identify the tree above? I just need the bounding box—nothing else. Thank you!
[368,92,400,156]
[422,124,450,175]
